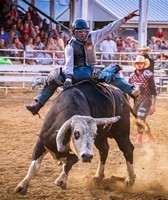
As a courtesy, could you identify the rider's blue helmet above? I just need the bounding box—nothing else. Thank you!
[72,18,90,41]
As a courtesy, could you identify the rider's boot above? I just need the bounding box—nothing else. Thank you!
[129,87,140,98]
[26,71,64,116]
[26,102,43,115]
[26,83,59,115]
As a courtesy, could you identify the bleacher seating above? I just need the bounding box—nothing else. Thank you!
[0,63,62,95]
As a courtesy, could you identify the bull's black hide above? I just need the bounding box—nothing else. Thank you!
[40,80,133,162]
[15,80,135,195]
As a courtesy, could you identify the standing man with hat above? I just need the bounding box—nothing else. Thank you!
[138,45,155,73]
[129,55,157,146]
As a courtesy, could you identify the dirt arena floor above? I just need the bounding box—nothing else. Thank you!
[0,89,168,200]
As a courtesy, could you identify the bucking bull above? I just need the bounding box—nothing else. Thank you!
[14,80,138,195]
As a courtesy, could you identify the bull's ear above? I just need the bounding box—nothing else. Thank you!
[56,118,72,152]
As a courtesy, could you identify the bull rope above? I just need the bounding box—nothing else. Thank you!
[97,83,117,132]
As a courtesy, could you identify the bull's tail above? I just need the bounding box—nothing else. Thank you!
[129,106,150,133]
[122,94,149,133]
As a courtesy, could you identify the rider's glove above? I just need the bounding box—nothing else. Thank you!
[63,74,73,90]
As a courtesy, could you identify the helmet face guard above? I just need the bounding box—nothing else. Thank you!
[72,19,90,41]
[74,29,90,41]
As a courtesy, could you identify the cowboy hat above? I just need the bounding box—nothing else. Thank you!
[138,45,151,52]
[133,55,150,68]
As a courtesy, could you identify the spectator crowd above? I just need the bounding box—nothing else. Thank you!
[0,0,70,64]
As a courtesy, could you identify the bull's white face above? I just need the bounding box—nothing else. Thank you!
[56,115,120,163]
[69,117,97,162]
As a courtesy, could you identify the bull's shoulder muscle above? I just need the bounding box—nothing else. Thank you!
[74,81,117,117]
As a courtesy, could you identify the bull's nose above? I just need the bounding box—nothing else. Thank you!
[81,153,93,163]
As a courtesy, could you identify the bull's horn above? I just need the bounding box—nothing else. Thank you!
[56,118,72,152]
[94,116,121,125]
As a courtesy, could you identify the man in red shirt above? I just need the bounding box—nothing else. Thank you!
[129,55,157,146]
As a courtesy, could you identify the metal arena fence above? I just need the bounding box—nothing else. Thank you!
[0,49,168,96]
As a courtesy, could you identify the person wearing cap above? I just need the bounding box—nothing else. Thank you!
[129,55,157,146]
[26,10,140,116]
[138,45,155,73]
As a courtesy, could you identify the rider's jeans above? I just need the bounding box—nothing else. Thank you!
[36,65,133,106]
[99,65,133,94]
[109,73,133,94]
[35,84,58,105]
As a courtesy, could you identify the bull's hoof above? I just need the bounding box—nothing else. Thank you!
[94,174,105,181]
[55,178,67,189]
[125,176,136,187]
[14,184,28,195]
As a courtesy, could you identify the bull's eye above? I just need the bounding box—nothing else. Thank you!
[74,131,80,140]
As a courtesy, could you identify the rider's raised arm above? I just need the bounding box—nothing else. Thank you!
[90,10,139,45]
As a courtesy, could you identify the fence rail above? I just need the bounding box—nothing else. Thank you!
[0,49,168,95]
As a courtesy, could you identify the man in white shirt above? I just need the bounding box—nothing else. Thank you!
[99,34,117,66]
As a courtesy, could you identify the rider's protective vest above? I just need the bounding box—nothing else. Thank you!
[69,35,96,67]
